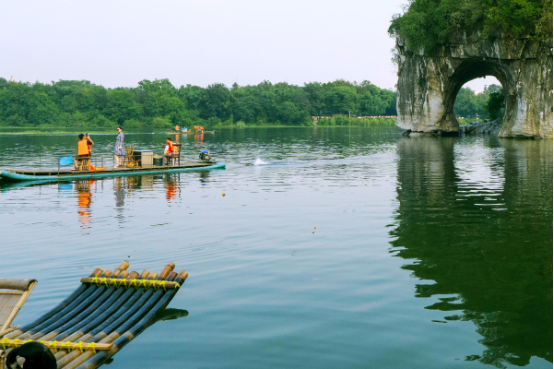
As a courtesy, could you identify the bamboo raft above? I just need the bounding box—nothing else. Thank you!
[0,261,188,369]
[0,162,225,182]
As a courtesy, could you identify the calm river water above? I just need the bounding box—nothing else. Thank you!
[0,127,552,369]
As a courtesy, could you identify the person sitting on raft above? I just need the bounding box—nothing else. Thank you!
[76,133,105,171]
[78,133,90,156]
[164,137,175,165]
[175,124,180,131]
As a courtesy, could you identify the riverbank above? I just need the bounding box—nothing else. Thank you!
[459,118,503,135]
[0,120,398,134]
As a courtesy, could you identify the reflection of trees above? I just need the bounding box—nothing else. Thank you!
[391,137,552,368]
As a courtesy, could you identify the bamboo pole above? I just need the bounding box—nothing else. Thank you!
[76,270,188,369]
[3,268,104,340]
[49,271,134,344]
[56,269,162,369]
[23,270,114,341]
[59,264,176,369]
[52,271,139,361]
[7,262,126,342]
[36,266,132,343]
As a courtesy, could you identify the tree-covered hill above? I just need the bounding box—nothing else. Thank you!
[0,78,397,130]
[389,0,553,53]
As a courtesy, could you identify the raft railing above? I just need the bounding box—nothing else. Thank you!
[0,261,188,369]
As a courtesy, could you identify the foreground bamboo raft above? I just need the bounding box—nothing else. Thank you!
[0,261,188,369]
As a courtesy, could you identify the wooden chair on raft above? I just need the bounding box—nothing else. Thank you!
[0,261,188,369]
[167,143,182,166]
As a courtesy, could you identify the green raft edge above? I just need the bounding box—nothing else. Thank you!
[0,162,226,182]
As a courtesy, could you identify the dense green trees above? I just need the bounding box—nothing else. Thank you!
[389,0,553,53]
[453,84,504,120]
[0,78,397,129]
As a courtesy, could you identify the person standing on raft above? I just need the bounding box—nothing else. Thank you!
[114,126,124,168]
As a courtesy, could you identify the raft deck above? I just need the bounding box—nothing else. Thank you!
[0,261,188,369]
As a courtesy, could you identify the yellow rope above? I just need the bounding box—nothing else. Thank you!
[0,338,109,353]
[83,278,180,290]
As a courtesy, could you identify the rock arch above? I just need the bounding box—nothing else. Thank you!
[395,33,553,138]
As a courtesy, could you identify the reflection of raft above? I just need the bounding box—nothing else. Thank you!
[0,162,225,182]
[0,261,188,369]
[165,130,215,134]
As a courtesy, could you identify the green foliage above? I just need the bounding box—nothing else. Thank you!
[454,84,504,120]
[483,85,505,119]
[0,78,397,129]
[390,0,553,54]
[152,117,172,128]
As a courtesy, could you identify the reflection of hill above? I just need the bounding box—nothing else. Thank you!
[390,137,552,367]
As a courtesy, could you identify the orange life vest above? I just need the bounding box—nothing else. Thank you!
[78,140,90,156]
[165,141,174,154]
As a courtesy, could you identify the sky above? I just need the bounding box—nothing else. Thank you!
[1,0,496,92]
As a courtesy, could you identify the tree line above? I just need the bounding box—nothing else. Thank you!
[389,0,553,54]
[0,78,397,130]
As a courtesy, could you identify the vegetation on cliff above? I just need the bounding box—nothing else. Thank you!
[389,0,553,53]
[0,78,396,130]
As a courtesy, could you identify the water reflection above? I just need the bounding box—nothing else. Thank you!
[391,137,553,367]
[75,180,94,233]
[164,174,179,202]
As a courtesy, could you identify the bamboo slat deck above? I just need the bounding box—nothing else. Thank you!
[0,261,188,369]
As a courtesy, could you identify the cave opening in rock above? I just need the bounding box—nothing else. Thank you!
[454,76,505,124]
[445,59,513,129]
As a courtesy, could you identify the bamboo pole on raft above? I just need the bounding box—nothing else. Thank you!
[58,264,176,369]
[3,262,128,342]
[56,263,175,369]
[52,270,141,362]
[27,265,133,343]
[50,269,151,364]
[76,270,189,369]
[3,267,105,339]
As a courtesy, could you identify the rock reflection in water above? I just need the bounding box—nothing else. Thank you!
[390,137,553,367]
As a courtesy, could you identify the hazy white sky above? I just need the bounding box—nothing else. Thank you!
[1,0,496,91]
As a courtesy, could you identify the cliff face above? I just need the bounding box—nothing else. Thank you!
[395,32,553,138]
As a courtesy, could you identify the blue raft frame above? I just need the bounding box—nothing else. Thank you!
[0,162,226,182]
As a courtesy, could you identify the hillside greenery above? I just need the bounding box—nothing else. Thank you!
[0,78,397,130]
[389,0,553,53]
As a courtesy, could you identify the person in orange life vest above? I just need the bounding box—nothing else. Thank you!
[164,137,175,165]
[75,134,91,170]
[78,134,90,156]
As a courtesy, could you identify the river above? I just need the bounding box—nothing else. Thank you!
[0,127,551,369]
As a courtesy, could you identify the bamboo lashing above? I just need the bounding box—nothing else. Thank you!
[0,338,112,353]
[80,278,180,290]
